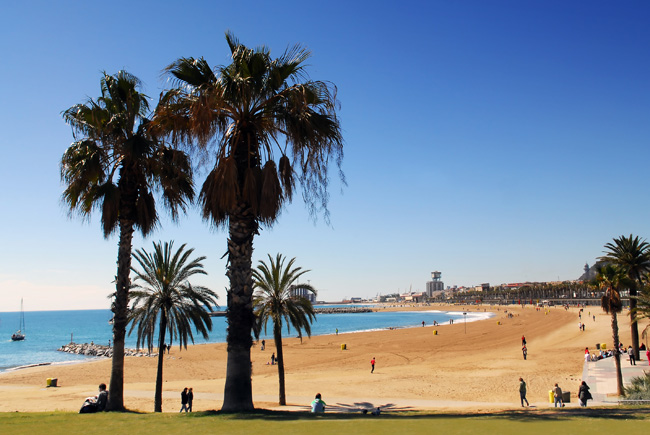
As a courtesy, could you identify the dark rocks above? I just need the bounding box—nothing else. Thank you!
[57,343,156,358]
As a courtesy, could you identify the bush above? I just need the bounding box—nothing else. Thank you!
[624,372,650,402]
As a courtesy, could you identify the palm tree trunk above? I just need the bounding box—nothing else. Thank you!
[629,287,640,358]
[611,312,625,397]
[222,204,257,412]
[274,321,286,406]
[106,218,135,411]
[155,314,167,412]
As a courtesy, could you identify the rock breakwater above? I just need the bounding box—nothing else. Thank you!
[57,343,156,358]
[314,307,374,314]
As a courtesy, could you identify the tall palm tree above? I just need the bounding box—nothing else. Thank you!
[61,72,194,411]
[253,254,316,405]
[128,241,218,412]
[600,234,650,357]
[156,32,343,411]
[595,264,632,396]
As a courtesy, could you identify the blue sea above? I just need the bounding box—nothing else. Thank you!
[0,306,492,372]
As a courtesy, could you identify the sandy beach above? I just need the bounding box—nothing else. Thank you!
[0,304,644,413]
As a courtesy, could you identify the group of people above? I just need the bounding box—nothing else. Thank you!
[180,387,194,412]
[518,379,592,408]
[584,343,649,365]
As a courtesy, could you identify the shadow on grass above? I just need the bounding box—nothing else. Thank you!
[186,406,650,422]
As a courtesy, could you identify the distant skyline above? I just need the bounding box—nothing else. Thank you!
[1,1,649,311]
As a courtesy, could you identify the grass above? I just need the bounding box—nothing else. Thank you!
[2,408,650,434]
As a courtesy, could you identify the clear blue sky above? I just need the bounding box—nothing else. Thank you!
[1,1,649,311]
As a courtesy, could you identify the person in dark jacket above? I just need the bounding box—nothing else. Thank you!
[188,387,194,412]
[578,381,592,407]
[180,387,189,412]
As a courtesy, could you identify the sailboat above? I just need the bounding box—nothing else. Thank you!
[11,299,25,341]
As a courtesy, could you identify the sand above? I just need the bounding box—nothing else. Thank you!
[0,304,644,413]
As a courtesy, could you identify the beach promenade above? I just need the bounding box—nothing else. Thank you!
[583,354,649,405]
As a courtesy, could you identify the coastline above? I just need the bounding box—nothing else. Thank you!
[0,305,490,373]
[0,303,644,413]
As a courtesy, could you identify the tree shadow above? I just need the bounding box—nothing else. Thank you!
[188,406,650,422]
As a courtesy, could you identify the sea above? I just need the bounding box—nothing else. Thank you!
[0,306,493,372]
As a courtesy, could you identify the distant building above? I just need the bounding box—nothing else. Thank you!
[290,286,316,303]
[426,271,444,297]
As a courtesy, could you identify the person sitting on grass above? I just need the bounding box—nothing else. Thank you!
[79,383,108,413]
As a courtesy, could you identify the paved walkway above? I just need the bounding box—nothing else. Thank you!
[582,352,649,405]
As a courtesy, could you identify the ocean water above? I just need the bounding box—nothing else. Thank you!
[0,307,492,372]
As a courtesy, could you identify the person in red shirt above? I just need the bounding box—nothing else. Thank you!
[370,357,376,373]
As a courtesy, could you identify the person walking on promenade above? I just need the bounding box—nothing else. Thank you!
[646,348,650,365]
[311,393,326,412]
[371,357,376,373]
[180,387,189,412]
[519,378,529,407]
[628,346,636,365]
[522,346,528,360]
[578,381,592,407]
[187,387,194,412]
[553,383,563,407]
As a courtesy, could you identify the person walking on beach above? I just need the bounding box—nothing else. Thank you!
[578,381,592,407]
[336,328,338,335]
[180,387,189,412]
[261,339,265,351]
[522,345,527,360]
[271,353,276,365]
[311,393,326,412]
[553,383,563,407]
[521,335,526,346]
[519,378,529,407]
[370,357,376,373]
[187,387,193,412]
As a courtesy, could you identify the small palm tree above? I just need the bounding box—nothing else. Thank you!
[600,234,650,356]
[595,264,632,396]
[128,241,218,412]
[253,254,316,405]
[61,71,194,410]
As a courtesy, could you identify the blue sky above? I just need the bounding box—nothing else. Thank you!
[1,1,649,311]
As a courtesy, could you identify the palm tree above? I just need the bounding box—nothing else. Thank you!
[595,264,632,396]
[128,241,218,412]
[156,32,343,411]
[61,71,194,410]
[253,254,316,405]
[600,234,650,357]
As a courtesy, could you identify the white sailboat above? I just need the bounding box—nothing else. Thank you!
[11,299,25,341]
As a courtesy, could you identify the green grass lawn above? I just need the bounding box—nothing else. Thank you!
[2,408,649,434]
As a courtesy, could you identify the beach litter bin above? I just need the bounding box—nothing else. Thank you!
[601,343,607,350]
[433,330,438,335]
[341,344,346,350]
[50,378,58,387]
[596,343,600,350]
[548,390,554,403]
[562,391,570,403]
[46,378,52,387]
